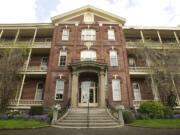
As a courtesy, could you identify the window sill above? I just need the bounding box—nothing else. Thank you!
[55,99,64,101]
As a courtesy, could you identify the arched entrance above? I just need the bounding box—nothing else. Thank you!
[78,72,98,107]
[68,60,108,108]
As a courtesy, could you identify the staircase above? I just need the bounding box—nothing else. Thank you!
[52,108,121,128]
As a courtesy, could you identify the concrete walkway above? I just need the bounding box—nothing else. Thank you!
[0,126,180,135]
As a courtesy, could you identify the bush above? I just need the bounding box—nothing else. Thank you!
[47,111,53,122]
[139,100,164,118]
[135,113,150,120]
[174,110,180,114]
[163,106,174,118]
[123,110,135,124]
[29,106,44,115]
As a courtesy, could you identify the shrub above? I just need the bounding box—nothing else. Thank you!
[174,110,180,114]
[163,106,174,118]
[135,113,150,120]
[139,100,164,118]
[47,111,53,122]
[123,110,135,124]
[29,106,44,115]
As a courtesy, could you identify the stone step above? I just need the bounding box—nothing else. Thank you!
[67,114,110,117]
[56,122,119,127]
[59,119,116,123]
[64,117,113,120]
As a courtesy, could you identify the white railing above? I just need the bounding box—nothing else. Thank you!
[33,42,51,47]
[129,67,151,73]
[9,99,43,106]
[133,100,147,108]
[27,66,47,72]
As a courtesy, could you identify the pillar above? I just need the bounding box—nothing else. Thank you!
[99,71,106,107]
[71,71,78,108]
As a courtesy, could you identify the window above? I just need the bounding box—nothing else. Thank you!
[59,51,67,66]
[129,58,136,67]
[81,50,96,61]
[55,80,64,100]
[81,29,96,41]
[62,29,69,41]
[108,29,115,40]
[132,82,141,100]
[110,51,118,66]
[41,57,48,70]
[112,80,121,101]
[35,82,44,100]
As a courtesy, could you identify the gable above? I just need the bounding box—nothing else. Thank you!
[51,5,126,25]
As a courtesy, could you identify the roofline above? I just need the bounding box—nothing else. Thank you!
[123,26,180,31]
[51,5,126,25]
[0,23,54,29]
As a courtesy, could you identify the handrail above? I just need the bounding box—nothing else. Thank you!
[87,96,90,128]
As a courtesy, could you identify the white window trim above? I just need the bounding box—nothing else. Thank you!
[34,82,44,101]
[62,29,69,41]
[108,29,115,41]
[80,50,96,61]
[59,50,67,66]
[112,79,121,101]
[81,29,96,41]
[132,82,141,101]
[110,50,118,66]
[55,79,64,101]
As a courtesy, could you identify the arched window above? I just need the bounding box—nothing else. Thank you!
[81,50,96,61]
[81,29,96,41]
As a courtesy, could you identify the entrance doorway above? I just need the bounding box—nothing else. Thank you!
[79,81,98,107]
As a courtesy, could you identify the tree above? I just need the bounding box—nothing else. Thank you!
[0,48,27,112]
[131,44,180,107]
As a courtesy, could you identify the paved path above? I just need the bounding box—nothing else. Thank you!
[0,126,180,135]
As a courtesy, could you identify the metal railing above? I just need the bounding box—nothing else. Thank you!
[33,41,51,47]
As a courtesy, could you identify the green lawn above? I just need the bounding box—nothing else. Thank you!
[131,119,180,127]
[0,119,48,129]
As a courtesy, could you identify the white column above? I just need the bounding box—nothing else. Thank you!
[99,71,106,107]
[71,72,78,108]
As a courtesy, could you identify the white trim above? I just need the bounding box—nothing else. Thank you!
[34,82,44,100]
[112,79,121,101]
[55,79,64,100]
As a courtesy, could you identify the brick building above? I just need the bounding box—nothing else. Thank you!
[1,5,180,110]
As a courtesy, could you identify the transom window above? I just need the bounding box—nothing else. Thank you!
[112,80,121,101]
[110,51,118,66]
[55,80,64,100]
[62,29,69,41]
[81,50,96,61]
[59,51,67,66]
[81,29,96,41]
[132,82,141,100]
[108,29,115,41]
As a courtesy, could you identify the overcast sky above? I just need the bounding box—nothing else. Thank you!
[0,0,179,26]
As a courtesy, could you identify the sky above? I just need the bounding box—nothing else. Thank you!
[0,0,179,26]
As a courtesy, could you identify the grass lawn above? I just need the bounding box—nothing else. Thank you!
[0,119,49,129]
[131,119,180,127]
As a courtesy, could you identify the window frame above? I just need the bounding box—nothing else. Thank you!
[34,82,44,100]
[59,50,67,66]
[110,50,118,66]
[80,50,96,61]
[132,82,141,100]
[128,58,136,67]
[108,29,115,41]
[112,79,121,101]
[55,79,64,100]
[62,29,69,41]
[81,29,96,41]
